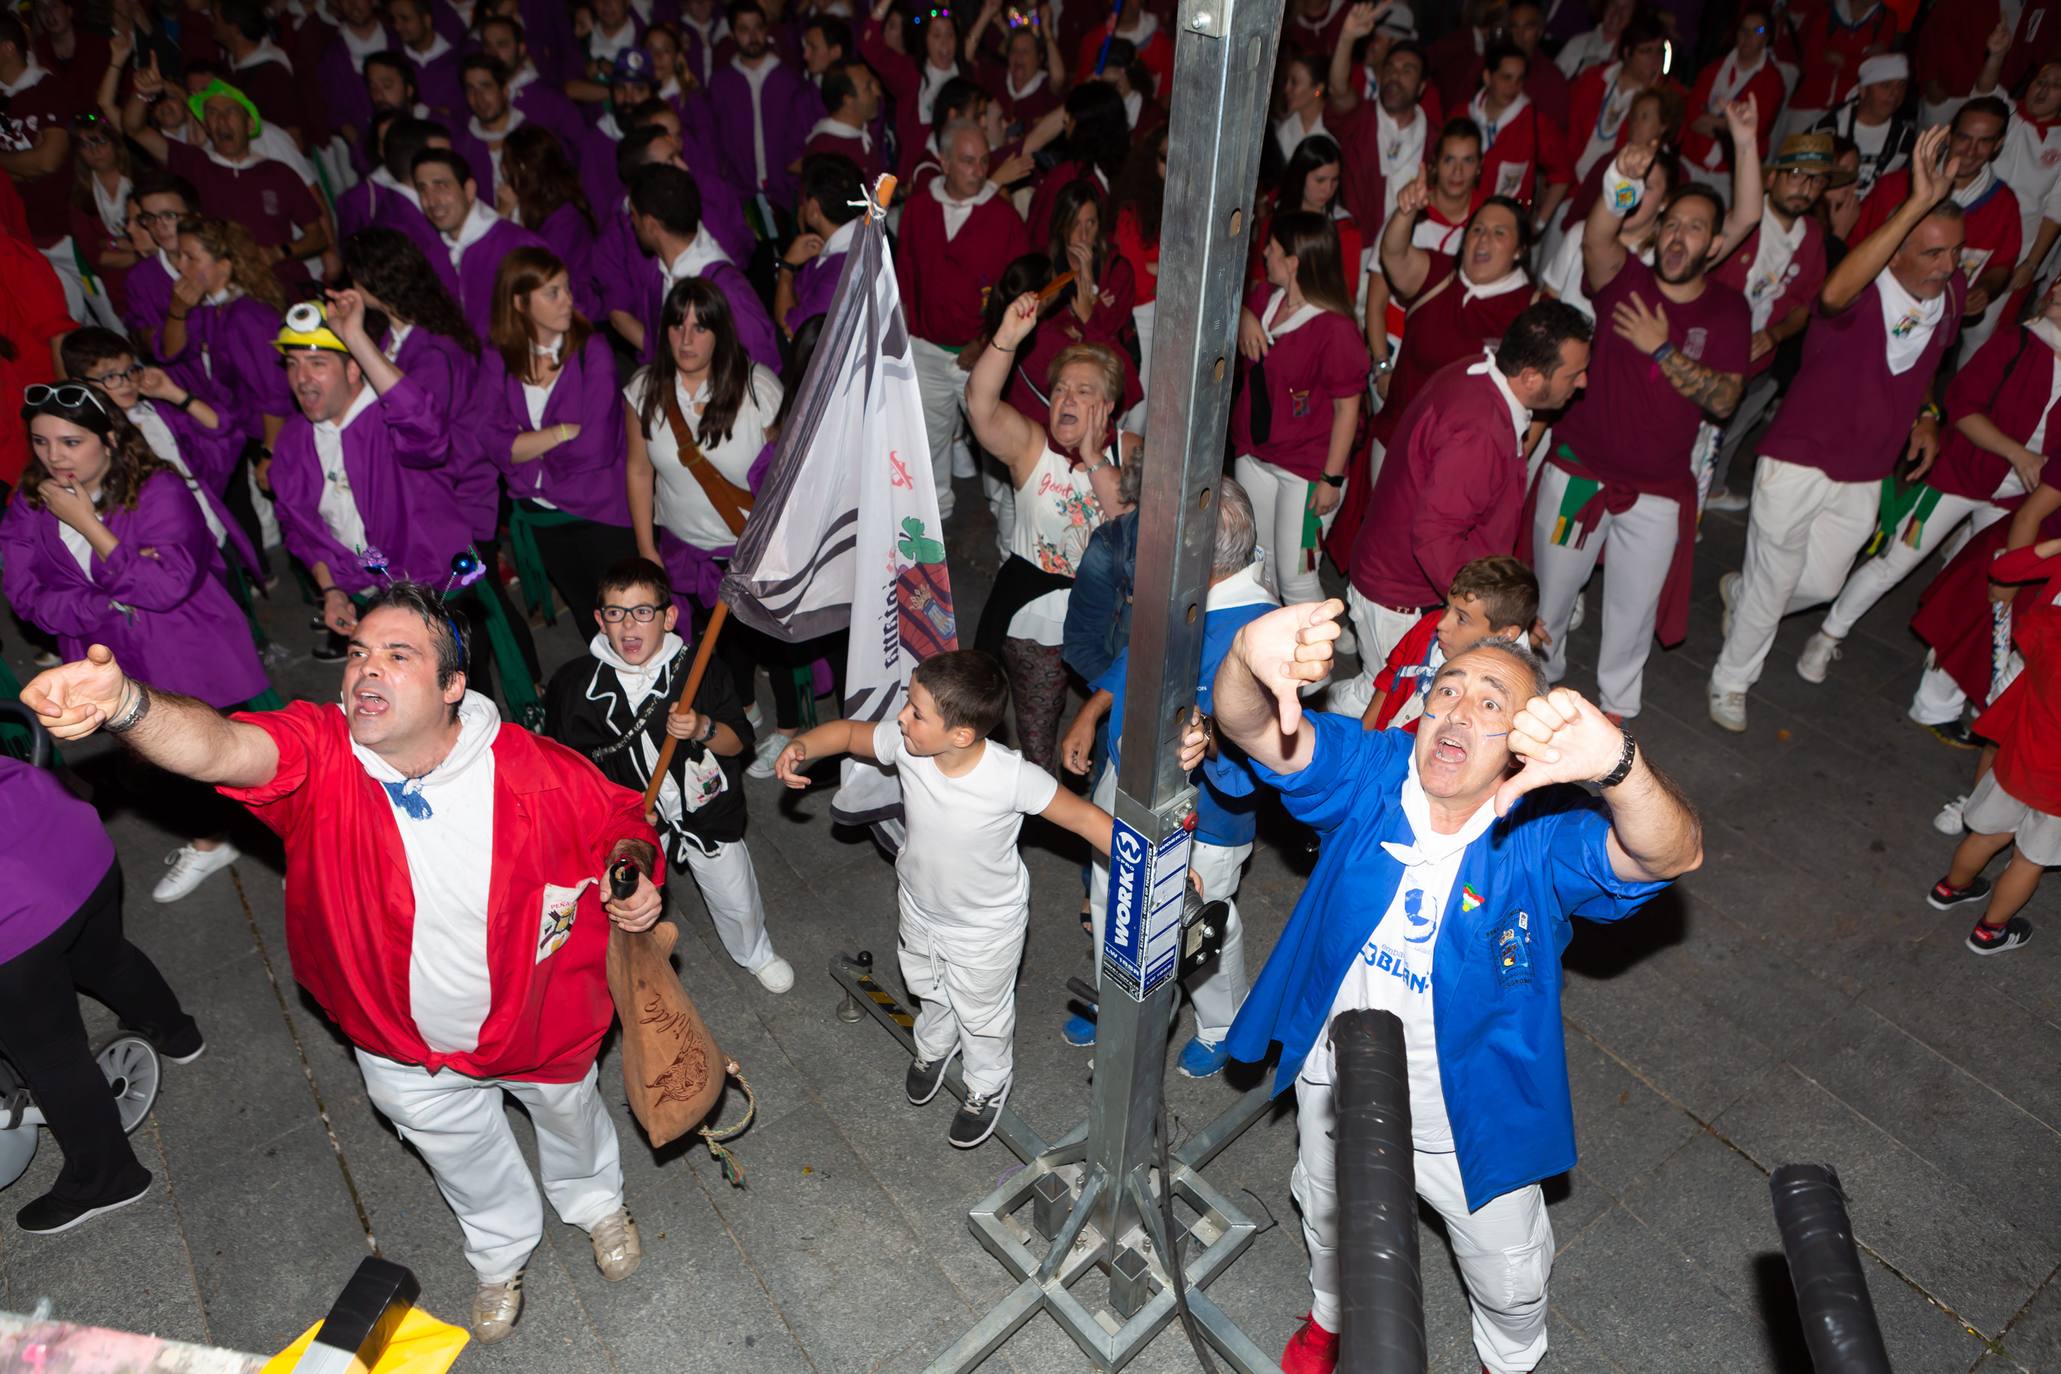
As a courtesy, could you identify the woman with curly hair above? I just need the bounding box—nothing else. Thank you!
[159,216,292,455]
[501,124,603,319]
[0,383,274,901]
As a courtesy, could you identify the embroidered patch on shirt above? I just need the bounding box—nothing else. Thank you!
[1493,909,1533,988]
[1460,883,1484,912]
[537,882,584,962]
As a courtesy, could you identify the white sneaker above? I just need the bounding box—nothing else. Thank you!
[745,730,791,780]
[1705,486,1750,513]
[950,443,978,480]
[469,1273,523,1342]
[1796,630,1841,684]
[1933,794,1968,836]
[744,702,764,733]
[1334,621,1358,657]
[152,842,240,903]
[1569,591,1587,633]
[587,1206,642,1281]
[1707,683,1748,734]
[753,955,795,993]
[1719,571,1741,639]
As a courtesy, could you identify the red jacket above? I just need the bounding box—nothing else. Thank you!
[1370,609,1440,731]
[1976,545,2061,815]
[221,702,661,1083]
[1787,0,1900,112]
[1930,324,2061,501]
[1677,54,1786,178]
[1471,95,1569,208]
[1329,93,1441,235]
[897,186,1030,347]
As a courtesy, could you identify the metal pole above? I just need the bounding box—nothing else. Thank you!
[1093,0,1287,1256]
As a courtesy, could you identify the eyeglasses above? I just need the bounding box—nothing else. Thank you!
[598,603,669,622]
[24,383,112,418]
[138,208,184,226]
[84,364,142,386]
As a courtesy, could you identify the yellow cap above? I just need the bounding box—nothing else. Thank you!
[274,301,349,354]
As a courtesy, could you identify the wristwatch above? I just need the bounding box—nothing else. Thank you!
[1597,728,1638,789]
[1320,472,1345,488]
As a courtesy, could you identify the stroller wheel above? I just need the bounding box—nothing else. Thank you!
[0,1124,34,1190]
[95,1035,161,1136]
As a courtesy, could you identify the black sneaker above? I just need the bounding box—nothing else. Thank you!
[1928,875,1993,910]
[948,1083,1008,1149]
[1967,916,2034,956]
[905,1046,958,1106]
[16,1175,151,1235]
[1919,719,1985,750]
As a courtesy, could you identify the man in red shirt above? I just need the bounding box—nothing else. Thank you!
[1852,98,2019,335]
[1468,41,1569,225]
[1339,300,1592,705]
[21,586,666,1345]
[1532,141,1751,723]
[1679,6,1786,193]
[896,118,1028,520]
[1326,11,1437,235]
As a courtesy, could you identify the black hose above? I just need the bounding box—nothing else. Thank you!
[1769,1164,1893,1373]
[1330,1009,1426,1373]
[1157,1094,1219,1374]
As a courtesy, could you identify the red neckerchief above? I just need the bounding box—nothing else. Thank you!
[2019,100,2061,137]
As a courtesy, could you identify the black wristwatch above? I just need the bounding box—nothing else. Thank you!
[1320,472,1345,488]
[1597,728,1637,789]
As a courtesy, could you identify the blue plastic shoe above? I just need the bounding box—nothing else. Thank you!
[1176,1036,1230,1079]
[1061,1013,1098,1047]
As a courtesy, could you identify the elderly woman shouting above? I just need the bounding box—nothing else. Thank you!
[968,290,1128,772]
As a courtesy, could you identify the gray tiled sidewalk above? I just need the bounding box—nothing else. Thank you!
[2,485,2056,1373]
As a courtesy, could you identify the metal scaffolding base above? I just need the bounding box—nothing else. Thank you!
[832,953,1277,1373]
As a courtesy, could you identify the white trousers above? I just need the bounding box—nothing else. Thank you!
[1531,463,1681,719]
[679,838,777,973]
[1293,1076,1552,1372]
[1335,587,1428,716]
[1133,300,1157,395]
[355,1050,624,1284]
[1711,457,1879,694]
[912,337,967,519]
[1821,492,2007,639]
[898,915,1022,1097]
[1911,658,1972,727]
[1236,454,1327,607]
[1086,767,1250,1042]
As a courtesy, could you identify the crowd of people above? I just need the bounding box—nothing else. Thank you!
[0,0,2053,1368]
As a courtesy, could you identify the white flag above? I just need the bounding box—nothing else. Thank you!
[720,194,958,832]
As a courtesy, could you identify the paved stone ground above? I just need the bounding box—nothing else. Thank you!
[2,475,2057,1374]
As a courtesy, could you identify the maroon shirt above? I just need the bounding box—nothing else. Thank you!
[0,67,77,247]
[1351,357,1527,608]
[1555,256,1751,483]
[1930,323,2061,502]
[1371,255,1533,447]
[165,140,322,256]
[1761,274,1968,484]
[1229,284,1369,481]
[896,187,1030,348]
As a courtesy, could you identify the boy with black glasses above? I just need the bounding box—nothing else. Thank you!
[543,558,793,994]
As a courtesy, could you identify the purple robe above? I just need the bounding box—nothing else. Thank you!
[518,0,580,85]
[678,19,731,86]
[315,25,400,143]
[592,203,648,320]
[432,0,469,50]
[408,46,466,122]
[480,332,631,526]
[140,397,263,576]
[451,216,550,340]
[579,124,628,233]
[392,327,499,541]
[370,181,462,298]
[786,246,847,333]
[167,295,292,449]
[705,56,814,203]
[122,251,175,356]
[636,258,780,371]
[0,471,268,709]
[512,80,590,157]
[0,756,116,964]
[535,201,603,321]
[269,376,475,594]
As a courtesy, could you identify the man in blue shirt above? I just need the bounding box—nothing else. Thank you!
[1058,478,1275,1078]
[1193,598,1702,1374]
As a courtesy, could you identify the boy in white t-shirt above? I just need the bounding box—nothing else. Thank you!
[774,650,1114,1148]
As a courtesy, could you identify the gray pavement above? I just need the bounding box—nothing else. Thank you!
[2,480,2057,1373]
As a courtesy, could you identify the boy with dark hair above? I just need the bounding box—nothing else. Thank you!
[1363,555,1540,734]
[543,559,792,993]
[774,649,1115,1148]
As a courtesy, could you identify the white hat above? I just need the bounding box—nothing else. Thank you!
[1856,53,1910,87]
[1376,2,1416,37]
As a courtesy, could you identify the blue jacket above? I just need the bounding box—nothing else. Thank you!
[1062,511,1139,684]
[1092,571,1275,847]
[1225,713,1669,1212]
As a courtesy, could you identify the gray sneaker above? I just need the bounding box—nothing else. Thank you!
[469,1273,523,1343]
[588,1206,641,1281]
[1708,683,1747,733]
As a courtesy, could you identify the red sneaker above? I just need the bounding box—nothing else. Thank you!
[1280,1313,1339,1374]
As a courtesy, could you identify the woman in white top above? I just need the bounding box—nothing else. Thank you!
[624,275,784,749]
[967,291,1127,771]
[1272,52,1330,165]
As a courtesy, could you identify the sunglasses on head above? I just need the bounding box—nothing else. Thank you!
[24,383,113,419]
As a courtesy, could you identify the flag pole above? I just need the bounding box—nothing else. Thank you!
[644,172,900,815]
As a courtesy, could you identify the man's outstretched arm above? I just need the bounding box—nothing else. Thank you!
[1210,600,1347,775]
[21,645,280,787]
